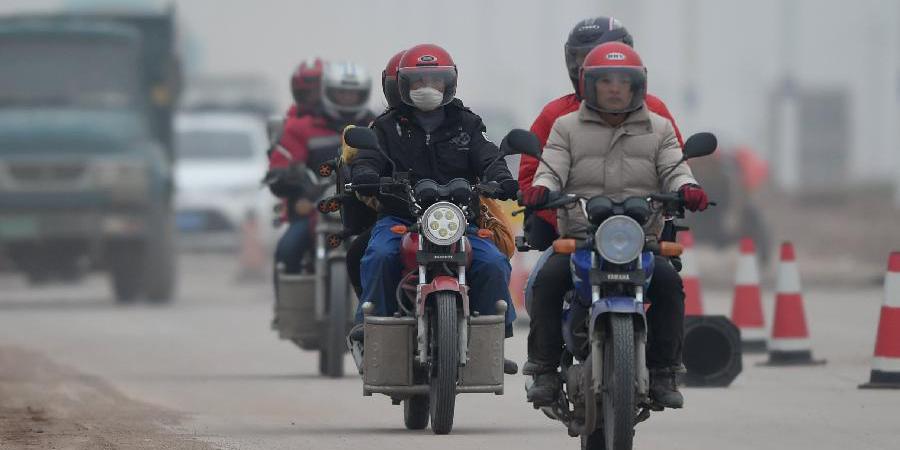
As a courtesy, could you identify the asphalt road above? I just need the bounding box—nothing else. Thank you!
[0,253,896,449]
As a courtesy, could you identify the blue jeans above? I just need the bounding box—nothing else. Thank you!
[274,217,312,274]
[354,216,516,330]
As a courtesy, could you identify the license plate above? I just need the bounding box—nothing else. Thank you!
[0,216,38,239]
[176,212,208,231]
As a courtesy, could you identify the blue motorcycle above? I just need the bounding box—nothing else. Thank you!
[517,133,717,450]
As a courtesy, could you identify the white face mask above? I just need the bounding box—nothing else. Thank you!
[409,87,444,111]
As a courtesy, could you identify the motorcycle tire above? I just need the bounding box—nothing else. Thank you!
[320,258,348,378]
[429,292,459,435]
[403,395,430,430]
[595,314,635,450]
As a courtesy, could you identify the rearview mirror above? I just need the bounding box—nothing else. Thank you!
[682,132,717,160]
[343,127,381,151]
[500,129,541,158]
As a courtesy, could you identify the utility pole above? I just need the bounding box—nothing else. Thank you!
[775,0,799,192]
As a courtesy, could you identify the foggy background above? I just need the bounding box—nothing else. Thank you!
[5,0,899,195]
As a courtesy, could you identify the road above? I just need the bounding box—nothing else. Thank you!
[0,253,896,449]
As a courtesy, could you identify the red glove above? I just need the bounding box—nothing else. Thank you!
[519,186,549,207]
[679,184,709,212]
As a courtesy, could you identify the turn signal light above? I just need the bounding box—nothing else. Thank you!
[659,241,684,257]
[390,225,408,235]
[552,238,577,254]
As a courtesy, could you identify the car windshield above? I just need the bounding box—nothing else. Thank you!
[176,129,255,160]
[0,36,139,109]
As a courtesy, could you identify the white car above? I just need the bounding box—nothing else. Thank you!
[174,112,277,252]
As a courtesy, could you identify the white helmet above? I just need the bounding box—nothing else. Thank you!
[321,61,372,121]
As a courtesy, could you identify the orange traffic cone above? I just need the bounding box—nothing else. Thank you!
[236,211,267,282]
[730,238,767,352]
[761,242,825,366]
[859,252,900,389]
[509,251,530,319]
[679,230,704,316]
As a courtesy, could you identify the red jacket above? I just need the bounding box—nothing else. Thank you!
[520,93,683,228]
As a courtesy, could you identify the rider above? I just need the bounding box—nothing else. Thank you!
[268,61,376,277]
[345,49,406,299]
[287,58,325,118]
[519,17,683,251]
[348,43,520,344]
[519,42,709,409]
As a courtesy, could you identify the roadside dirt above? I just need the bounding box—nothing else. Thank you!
[0,346,214,450]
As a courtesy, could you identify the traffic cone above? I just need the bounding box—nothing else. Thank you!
[236,211,267,282]
[509,251,530,319]
[679,230,704,316]
[730,238,767,353]
[760,242,825,366]
[859,252,900,389]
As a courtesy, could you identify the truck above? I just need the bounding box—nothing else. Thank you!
[0,9,181,303]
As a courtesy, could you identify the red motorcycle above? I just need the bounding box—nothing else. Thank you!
[343,127,536,434]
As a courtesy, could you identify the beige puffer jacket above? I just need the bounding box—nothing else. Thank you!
[532,102,697,240]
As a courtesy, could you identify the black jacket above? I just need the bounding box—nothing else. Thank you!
[351,99,513,221]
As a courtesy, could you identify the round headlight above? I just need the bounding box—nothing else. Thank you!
[422,202,466,246]
[595,215,644,264]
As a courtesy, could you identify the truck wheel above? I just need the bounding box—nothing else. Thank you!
[145,214,176,303]
[109,243,142,304]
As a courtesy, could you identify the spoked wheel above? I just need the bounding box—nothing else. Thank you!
[429,291,459,434]
[404,395,430,430]
[602,314,635,450]
[320,259,349,377]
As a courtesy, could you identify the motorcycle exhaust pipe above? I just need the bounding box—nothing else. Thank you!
[681,315,743,387]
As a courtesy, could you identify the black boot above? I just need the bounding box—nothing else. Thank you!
[523,360,559,406]
[649,368,684,409]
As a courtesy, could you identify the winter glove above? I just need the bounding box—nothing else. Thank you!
[519,186,550,208]
[679,184,709,212]
[498,179,520,201]
[352,172,380,196]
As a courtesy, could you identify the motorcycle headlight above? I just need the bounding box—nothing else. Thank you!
[422,201,466,246]
[595,215,644,264]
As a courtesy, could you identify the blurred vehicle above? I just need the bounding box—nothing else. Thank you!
[685,146,772,263]
[174,112,274,252]
[179,74,278,120]
[0,9,180,302]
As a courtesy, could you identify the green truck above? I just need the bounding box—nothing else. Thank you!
[0,9,180,302]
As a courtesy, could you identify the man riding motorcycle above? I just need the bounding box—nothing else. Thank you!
[267,61,376,280]
[520,42,709,409]
[347,43,520,354]
[345,49,407,299]
[287,58,324,118]
[519,16,684,251]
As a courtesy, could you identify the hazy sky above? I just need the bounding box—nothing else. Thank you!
[2,0,899,189]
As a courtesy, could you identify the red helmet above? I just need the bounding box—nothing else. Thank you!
[397,44,457,111]
[579,42,646,114]
[381,49,406,109]
[290,58,324,113]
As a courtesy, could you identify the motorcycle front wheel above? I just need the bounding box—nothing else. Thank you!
[319,259,348,378]
[429,291,459,435]
[601,313,635,450]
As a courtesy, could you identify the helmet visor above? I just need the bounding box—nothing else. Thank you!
[398,66,457,107]
[582,66,646,114]
[324,86,370,111]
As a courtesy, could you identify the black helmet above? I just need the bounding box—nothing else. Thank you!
[565,16,634,94]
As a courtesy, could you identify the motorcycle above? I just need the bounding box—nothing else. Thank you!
[342,127,536,434]
[515,133,717,449]
[265,133,356,378]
